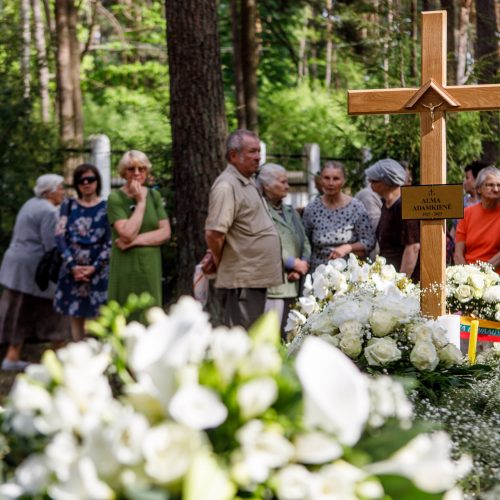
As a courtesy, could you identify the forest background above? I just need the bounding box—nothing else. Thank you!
[1,0,499,298]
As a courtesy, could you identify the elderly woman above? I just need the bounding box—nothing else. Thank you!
[454,166,500,273]
[107,150,171,312]
[0,174,69,371]
[303,161,375,271]
[257,163,311,334]
[54,164,111,340]
[366,158,421,282]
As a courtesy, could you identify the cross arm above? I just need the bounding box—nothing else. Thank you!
[348,88,419,115]
[348,84,500,116]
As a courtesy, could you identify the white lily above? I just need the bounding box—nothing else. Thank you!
[295,336,369,445]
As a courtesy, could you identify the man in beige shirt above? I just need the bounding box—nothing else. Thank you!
[203,129,283,329]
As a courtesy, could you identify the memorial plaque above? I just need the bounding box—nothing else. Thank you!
[401,184,463,220]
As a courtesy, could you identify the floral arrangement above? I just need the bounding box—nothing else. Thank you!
[0,296,470,499]
[446,263,500,322]
[286,256,465,375]
[413,346,500,498]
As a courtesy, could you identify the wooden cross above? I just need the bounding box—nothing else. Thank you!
[348,10,500,318]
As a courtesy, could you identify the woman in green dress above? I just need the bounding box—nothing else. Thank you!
[107,150,171,310]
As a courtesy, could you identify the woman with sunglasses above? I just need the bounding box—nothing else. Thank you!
[54,163,111,340]
[107,150,171,316]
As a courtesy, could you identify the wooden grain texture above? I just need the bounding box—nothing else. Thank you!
[346,10,500,318]
[421,11,446,84]
[348,84,500,115]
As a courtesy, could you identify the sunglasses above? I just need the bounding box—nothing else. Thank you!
[77,176,97,185]
[126,166,148,173]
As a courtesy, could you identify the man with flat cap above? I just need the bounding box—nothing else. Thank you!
[365,159,420,282]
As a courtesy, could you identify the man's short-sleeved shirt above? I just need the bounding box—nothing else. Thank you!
[205,164,283,289]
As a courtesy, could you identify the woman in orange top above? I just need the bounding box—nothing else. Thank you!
[454,166,500,272]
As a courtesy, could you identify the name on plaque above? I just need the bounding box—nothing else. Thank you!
[401,184,464,220]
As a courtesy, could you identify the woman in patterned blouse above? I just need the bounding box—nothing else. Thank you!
[302,161,375,271]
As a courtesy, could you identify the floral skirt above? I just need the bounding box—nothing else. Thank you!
[0,288,70,345]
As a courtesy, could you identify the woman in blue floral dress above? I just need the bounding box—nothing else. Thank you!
[54,164,111,340]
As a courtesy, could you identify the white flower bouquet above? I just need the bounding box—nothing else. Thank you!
[446,263,500,322]
[0,296,469,499]
[287,256,465,376]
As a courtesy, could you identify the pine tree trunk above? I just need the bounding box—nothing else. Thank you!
[441,0,457,84]
[165,0,228,299]
[241,0,258,131]
[54,0,83,179]
[20,0,31,98]
[32,0,51,122]
[325,0,333,88]
[410,0,418,79]
[230,0,246,128]
[475,0,499,163]
[456,0,472,84]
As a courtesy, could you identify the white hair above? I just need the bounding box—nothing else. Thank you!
[256,163,286,190]
[33,174,64,198]
[476,166,500,191]
[118,150,152,177]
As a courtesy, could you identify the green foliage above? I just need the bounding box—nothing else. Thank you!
[259,83,364,160]
[0,4,62,258]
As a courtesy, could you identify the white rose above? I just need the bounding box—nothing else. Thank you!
[483,285,500,303]
[285,309,307,335]
[274,464,313,500]
[364,338,402,366]
[293,431,342,464]
[239,344,282,377]
[330,298,372,326]
[299,296,319,315]
[431,326,449,349]
[307,308,334,335]
[169,384,228,430]
[496,310,500,322]
[438,344,464,368]
[410,341,439,371]
[454,285,473,303]
[142,423,204,484]
[468,272,485,292]
[339,320,363,337]
[210,327,251,383]
[237,377,278,420]
[370,309,399,337]
[233,420,295,485]
[407,323,433,344]
[339,334,363,359]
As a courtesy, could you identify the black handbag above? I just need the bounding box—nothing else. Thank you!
[35,247,63,291]
[35,199,72,291]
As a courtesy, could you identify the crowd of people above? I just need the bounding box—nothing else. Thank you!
[203,129,500,337]
[0,151,171,370]
[0,130,498,366]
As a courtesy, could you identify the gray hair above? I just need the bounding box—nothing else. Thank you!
[475,166,500,192]
[33,174,64,198]
[225,129,259,162]
[118,150,152,177]
[256,163,286,191]
[321,160,345,177]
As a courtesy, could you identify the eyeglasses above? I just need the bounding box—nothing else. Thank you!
[483,183,500,189]
[126,166,148,174]
[76,176,97,185]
